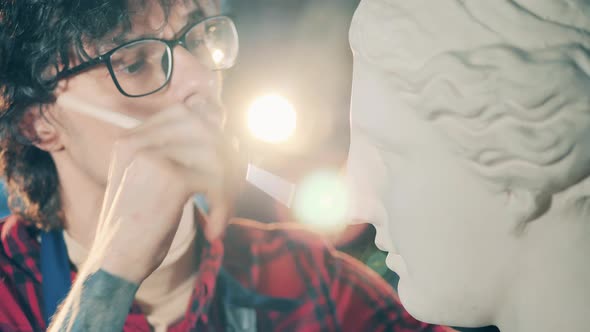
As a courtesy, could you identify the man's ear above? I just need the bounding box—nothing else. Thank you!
[20,105,64,152]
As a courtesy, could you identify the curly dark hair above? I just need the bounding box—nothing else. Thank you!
[0,0,177,230]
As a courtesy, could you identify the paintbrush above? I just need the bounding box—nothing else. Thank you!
[57,94,297,209]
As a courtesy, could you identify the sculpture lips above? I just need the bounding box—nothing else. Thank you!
[374,230,390,252]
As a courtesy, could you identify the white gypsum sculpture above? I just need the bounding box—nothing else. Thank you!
[346,1,590,331]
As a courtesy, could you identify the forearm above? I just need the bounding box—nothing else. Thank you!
[48,269,139,332]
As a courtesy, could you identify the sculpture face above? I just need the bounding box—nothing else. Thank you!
[347,0,590,327]
[348,48,517,328]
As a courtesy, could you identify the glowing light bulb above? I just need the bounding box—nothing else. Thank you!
[247,94,297,144]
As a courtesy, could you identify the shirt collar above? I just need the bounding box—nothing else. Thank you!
[1,215,42,283]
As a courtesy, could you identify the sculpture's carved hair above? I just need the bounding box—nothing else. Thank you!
[350,0,590,220]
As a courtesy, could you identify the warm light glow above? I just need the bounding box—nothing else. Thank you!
[247,94,297,143]
[212,49,225,64]
[293,170,350,231]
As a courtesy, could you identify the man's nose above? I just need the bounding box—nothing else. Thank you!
[167,45,219,103]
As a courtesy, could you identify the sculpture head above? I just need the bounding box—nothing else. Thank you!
[347,0,590,328]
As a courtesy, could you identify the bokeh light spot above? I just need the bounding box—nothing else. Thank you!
[293,170,350,231]
[247,94,297,143]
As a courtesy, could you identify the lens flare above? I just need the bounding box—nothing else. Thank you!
[247,94,297,143]
[211,49,225,64]
[293,170,350,231]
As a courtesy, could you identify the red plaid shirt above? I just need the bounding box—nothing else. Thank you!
[0,215,452,332]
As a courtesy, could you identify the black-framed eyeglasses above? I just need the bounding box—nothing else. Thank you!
[55,15,238,98]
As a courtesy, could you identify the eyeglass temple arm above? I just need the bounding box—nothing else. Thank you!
[54,56,106,81]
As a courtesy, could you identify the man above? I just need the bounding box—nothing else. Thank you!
[0,0,453,331]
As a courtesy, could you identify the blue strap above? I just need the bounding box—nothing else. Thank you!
[38,218,298,330]
[40,230,72,327]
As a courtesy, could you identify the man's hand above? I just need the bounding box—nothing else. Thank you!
[93,102,235,284]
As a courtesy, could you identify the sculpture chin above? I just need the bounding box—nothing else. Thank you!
[385,253,408,277]
[373,239,389,252]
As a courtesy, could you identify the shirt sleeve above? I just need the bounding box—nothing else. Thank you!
[326,249,455,332]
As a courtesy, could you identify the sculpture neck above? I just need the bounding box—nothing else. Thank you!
[496,212,590,332]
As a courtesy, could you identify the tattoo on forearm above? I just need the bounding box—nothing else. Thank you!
[50,269,139,332]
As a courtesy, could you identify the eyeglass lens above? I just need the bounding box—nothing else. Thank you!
[109,16,238,97]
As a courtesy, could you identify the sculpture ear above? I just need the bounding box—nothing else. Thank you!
[507,189,551,234]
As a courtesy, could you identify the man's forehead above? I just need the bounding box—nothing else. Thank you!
[96,0,219,52]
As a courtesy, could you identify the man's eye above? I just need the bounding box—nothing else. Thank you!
[121,59,146,74]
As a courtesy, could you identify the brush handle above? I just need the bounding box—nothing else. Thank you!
[58,94,212,213]
[56,94,296,211]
